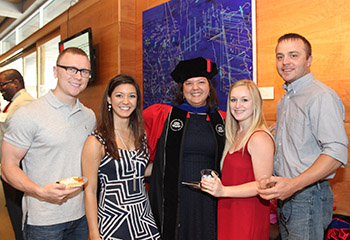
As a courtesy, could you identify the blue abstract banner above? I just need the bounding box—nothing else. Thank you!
[143,0,254,111]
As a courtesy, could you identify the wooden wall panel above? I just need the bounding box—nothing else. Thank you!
[68,0,137,115]
[119,22,137,76]
[67,0,119,113]
[257,0,350,122]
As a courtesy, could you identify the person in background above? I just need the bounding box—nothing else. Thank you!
[0,69,34,240]
[201,79,274,240]
[258,33,348,240]
[82,74,160,239]
[143,57,226,240]
[1,47,96,240]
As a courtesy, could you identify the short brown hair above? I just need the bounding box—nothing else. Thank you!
[278,33,312,57]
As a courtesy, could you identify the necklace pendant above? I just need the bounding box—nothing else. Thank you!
[133,173,136,191]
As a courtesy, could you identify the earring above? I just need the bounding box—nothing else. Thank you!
[108,103,112,112]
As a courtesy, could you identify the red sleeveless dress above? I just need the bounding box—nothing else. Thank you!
[218,130,272,240]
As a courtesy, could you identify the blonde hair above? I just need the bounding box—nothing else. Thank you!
[221,79,271,169]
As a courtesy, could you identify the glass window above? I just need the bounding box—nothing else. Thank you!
[18,13,40,43]
[1,31,16,54]
[0,0,79,55]
[39,35,60,97]
[43,0,78,25]
[24,51,38,99]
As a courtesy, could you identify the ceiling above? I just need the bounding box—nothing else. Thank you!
[0,0,49,40]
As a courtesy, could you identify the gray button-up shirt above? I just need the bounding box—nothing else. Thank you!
[274,73,348,179]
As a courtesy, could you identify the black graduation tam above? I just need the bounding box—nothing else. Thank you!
[170,57,218,83]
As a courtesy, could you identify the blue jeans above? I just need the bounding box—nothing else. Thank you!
[23,215,88,240]
[278,181,333,240]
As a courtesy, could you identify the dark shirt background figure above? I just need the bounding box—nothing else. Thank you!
[0,69,34,240]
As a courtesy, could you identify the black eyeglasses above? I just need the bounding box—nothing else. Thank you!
[0,80,14,88]
[57,65,91,78]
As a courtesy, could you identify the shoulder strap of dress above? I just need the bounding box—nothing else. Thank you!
[90,132,106,146]
[91,131,109,156]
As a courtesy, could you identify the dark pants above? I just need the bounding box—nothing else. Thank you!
[1,177,24,240]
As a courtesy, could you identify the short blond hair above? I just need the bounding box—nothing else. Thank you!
[56,47,89,65]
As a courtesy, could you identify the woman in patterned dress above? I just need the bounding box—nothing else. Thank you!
[82,75,160,240]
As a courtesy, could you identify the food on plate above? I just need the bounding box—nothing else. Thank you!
[58,176,86,188]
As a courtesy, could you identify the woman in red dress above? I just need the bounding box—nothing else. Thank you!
[201,80,275,240]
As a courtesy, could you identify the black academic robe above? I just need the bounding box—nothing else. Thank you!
[144,104,225,240]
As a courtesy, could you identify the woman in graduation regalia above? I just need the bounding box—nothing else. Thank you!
[143,57,226,240]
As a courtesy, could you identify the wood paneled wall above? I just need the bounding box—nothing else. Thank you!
[136,0,350,215]
[71,0,137,113]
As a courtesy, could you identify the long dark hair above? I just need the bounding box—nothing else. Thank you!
[172,78,219,112]
[97,74,146,160]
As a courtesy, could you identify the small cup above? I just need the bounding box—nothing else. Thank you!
[200,169,218,181]
[258,175,276,189]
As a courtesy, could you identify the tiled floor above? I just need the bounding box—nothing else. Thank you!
[0,178,15,240]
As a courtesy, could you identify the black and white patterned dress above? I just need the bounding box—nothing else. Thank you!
[91,132,161,240]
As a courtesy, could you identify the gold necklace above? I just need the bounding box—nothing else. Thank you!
[115,128,136,191]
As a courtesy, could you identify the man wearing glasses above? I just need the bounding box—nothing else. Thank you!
[1,47,96,240]
[0,69,34,240]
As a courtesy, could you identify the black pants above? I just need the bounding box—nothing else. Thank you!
[1,177,23,240]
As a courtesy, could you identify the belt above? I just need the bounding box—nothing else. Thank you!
[277,180,329,208]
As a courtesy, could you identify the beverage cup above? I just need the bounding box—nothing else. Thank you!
[200,169,218,181]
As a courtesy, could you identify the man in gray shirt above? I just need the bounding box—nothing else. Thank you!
[1,47,96,240]
[258,33,348,240]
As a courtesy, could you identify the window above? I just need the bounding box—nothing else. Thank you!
[0,0,79,55]
[1,31,16,54]
[0,0,80,102]
[18,13,40,43]
[23,51,38,98]
[0,34,60,102]
[43,0,77,25]
[38,35,60,97]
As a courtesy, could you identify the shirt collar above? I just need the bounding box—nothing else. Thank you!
[175,100,215,113]
[46,90,81,112]
[11,89,27,101]
[282,73,314,94]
